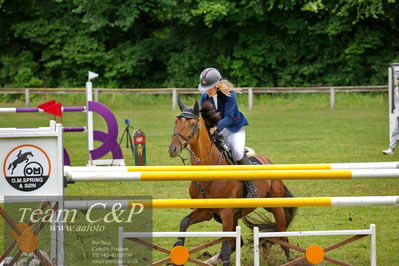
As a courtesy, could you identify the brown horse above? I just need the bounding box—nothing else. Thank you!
[168,98,296,265]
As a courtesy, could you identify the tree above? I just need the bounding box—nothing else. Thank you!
[1,0,398,88]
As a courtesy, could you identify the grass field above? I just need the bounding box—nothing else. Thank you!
[1,92,399,265]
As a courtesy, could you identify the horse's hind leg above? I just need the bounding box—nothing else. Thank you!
[174,208,213,247]
[10,164,16,175]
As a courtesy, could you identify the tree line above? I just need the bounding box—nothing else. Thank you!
[1,0,398,89]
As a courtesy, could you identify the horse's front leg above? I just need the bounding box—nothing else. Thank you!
[271,207,291,260]
[174,208,213,247]
[217,208,237,266]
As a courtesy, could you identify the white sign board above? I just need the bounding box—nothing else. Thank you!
[0,121,63,203]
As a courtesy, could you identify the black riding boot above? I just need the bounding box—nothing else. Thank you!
[237,155,257,198]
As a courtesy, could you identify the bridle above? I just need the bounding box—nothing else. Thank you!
[173,116,200,147]
[173,116,201,164]
[172,116,219,165]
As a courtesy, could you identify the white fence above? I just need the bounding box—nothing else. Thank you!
[0,86,387,110]
[117,224,376,266]
[118,226,241,266]
[254,224,376,266]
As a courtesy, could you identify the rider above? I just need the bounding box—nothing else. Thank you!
[198,67,257,198]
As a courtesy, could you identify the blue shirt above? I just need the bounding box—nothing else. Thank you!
[200,91,248,133]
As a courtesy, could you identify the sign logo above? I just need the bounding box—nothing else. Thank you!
[3,144,51,192]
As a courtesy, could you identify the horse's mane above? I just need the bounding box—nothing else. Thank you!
[200,101,221,129]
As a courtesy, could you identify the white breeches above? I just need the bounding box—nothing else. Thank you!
[390,115,399,149]
[220,127,246,161]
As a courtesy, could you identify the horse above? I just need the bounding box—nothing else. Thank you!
[168,98,297,265]
[8,150,34,175]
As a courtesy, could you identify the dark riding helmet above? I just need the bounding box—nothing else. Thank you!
[198,68,221,92]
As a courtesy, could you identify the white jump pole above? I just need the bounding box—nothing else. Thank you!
[86,71,98,165]
[64,161,399,173]
[61,196,399,209]
[66,168,399,182]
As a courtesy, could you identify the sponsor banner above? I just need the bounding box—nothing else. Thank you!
[3,144,51,192]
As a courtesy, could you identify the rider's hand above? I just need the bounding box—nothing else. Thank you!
[209,127,217,135]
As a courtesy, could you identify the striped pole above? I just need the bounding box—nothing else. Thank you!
[0,106,86,113]
[65,169,399,182]
[132,196,399,209]
[63,196,399,209]
[64,161,399,173]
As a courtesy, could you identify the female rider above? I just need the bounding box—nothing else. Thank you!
[198,67,257,197]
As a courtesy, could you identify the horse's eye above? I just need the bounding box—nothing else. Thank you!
[190,123,195,128]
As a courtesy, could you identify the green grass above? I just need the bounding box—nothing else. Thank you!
[1,92,399,265]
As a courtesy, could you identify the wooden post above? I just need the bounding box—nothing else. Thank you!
[25,88,30,107]
[172,89,177,110]
[248,87,253,110]
[330,87,335,110]
[94,88,99,102]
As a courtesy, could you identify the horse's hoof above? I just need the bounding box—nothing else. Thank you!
[204,253,221,265]
[173,240,184,247]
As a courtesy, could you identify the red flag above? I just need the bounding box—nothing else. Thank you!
[38,100,56,110]
[44,103,62,117]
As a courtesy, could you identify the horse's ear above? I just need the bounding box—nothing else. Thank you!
[193,100,200,117]
[178,97,186,111]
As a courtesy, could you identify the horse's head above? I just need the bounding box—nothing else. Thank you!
[168,97,200,158]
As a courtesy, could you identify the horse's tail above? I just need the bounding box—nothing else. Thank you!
[241,185,297,232]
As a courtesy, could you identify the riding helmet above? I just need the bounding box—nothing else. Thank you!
[198,68,221,92]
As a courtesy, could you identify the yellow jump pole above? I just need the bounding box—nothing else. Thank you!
[128,196,399,209]
[139,170,353,181]
[67,169,354,181]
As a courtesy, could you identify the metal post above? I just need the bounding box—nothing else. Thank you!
[254,227,259,266]
[25,88,30,107]
[370,224,376,266]
[248,87,253,110]
[330,87,335,110]
[172,89,177,110]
